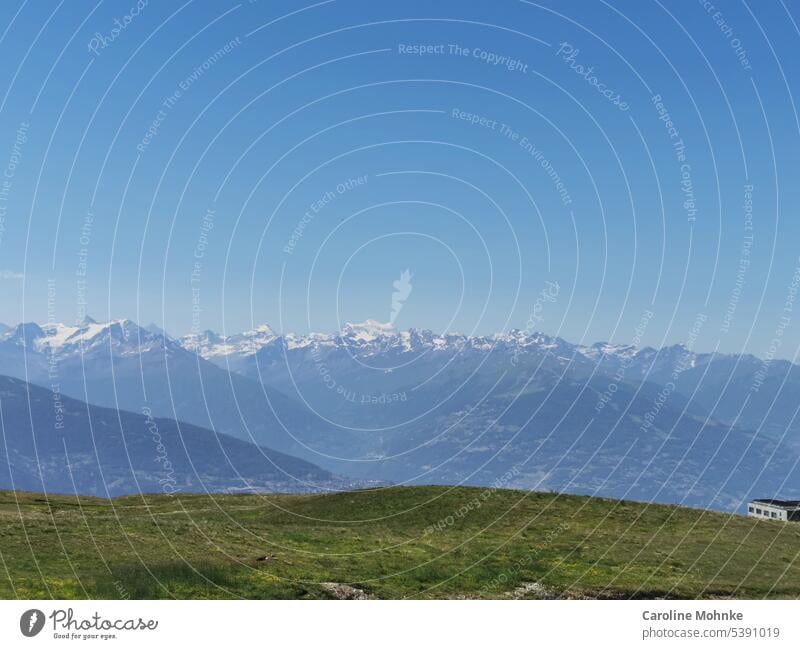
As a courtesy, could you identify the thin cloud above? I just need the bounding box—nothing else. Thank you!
[0,270,23,280]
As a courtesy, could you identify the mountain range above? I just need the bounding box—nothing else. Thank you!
[0,316,797,510]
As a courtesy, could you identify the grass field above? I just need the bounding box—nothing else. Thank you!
[1,486,799,599]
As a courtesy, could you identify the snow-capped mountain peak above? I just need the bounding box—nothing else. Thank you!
[178,323,278,360]
[340,319,394,342]
[4,322,46,348]
[0,318,173,359]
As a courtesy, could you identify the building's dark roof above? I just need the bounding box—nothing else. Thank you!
[751,499,800,508]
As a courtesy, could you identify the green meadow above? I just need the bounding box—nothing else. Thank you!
[1,486,798,599]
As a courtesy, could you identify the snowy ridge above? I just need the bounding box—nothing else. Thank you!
[173,319,704,376]
[0,316,707,374]
[181,324,276,359]
[0,317,175,360]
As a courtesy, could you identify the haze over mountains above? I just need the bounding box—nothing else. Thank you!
[0,375,363,497]
[0,316,797,510]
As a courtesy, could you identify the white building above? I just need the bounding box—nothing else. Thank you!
[747,499,800,522]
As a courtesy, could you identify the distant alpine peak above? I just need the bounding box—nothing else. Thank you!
[243,323,275,337]
[0,317,172,358]
[341,319,394,341]
[577,341,640,359]
[5,322,46,347]
[494,328,550,343]
[178,322,277,359]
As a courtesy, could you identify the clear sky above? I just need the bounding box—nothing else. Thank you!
[0,0,798,358]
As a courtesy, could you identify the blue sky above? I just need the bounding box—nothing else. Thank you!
[0,0,798,358]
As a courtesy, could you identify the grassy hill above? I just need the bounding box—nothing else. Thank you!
[1,486,799,599]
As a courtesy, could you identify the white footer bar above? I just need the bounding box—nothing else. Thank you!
[1,600,795,648]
